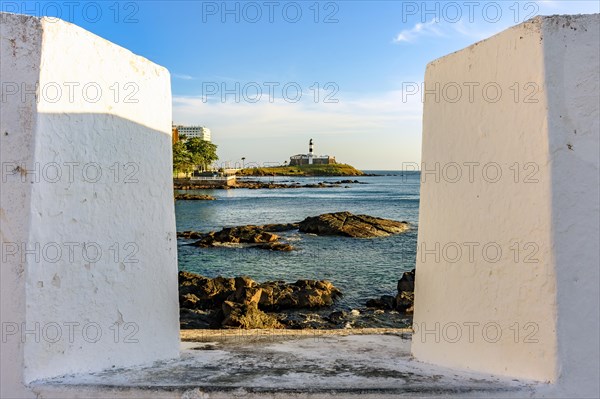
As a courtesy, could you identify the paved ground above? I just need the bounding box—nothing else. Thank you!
[32,332,539,398]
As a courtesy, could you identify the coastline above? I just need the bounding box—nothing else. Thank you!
[174,178,367,190]
[176,173,420,330]
[236,163,366,177]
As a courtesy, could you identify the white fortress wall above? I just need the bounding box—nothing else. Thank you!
[1,12,180,387]
[413,13,599,395]
[0,13,43,399]
[543,15,600,397]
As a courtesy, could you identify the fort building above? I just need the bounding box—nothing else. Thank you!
[289,139,336,166]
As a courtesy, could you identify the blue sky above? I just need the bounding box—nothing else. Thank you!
[10,1,600,169]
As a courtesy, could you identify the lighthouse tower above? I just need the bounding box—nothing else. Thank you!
[308,138,314,165]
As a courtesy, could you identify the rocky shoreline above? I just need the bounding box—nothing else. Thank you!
[178,212,414,329]
[175,193,215,201]
[174,179,366,190]
[179,270,415,330]
[179,271,342,329]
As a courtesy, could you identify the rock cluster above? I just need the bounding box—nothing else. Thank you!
[175,193,215,201]
[365,269,415,314]
[173,180,365,190]
[177,212,410,252]
[179,271,342,329]
[178,223,299,251]
[298,212,410,238]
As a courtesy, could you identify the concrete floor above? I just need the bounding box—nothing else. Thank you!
[31,332,539,398]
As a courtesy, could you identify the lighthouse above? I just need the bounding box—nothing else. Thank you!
[308,138,314,165]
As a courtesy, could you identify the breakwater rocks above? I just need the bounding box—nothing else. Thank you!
[177,212,410,252]
[179,271,342,329]
[365,269,415,314]
[173,179,364,190]
[175,193,216,201]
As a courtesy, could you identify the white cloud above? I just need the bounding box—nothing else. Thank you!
[393,1,599,46]
[172,88,424,169]
[394,17,511,45]
[172,73,195,80]
[393,19,443,43]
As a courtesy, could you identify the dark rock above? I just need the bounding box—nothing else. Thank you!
[259,223,299,232]
[179,271,343,329]
[180,293,202,309]
[397,269,415,292]
[231,285,262,305]
[364,268,416,314]
[280,312,332,329]
[190,226,280,248]
[258,281,296,310]
[298,211,409,238]
[327,310,347,323]
[179,308,221,329]
[235,275,256,289]
[214,226,279,244]
[177,231,205,239]
[179,272,236,309]
[257,242,295,251]
[395,291,414,314]
[258,279,342,310]
[366,295,396,310]
[221,301,283,329]
[175,193,215,201]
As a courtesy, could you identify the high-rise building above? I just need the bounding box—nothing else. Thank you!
[173,125,211,141]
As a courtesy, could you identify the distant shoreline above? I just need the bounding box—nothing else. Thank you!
[236,163,366,177]
[173,178,366,190]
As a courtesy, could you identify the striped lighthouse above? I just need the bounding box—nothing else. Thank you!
[308,138,314,165]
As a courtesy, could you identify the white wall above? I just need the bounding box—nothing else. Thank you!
[0,12,180,391]
[543,15,600,397]
[413,14,599,396]
[0,13,42,399]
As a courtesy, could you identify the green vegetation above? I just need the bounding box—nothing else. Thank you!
[237,164,364,177]
[173,136,219,176]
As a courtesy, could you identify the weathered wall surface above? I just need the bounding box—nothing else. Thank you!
[0,12,179,391]
[413,14,599,396]
[542,15,600,397]
[0,13,42,399]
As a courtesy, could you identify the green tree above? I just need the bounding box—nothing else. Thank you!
[172,141,193,176]
[184,138,218,172]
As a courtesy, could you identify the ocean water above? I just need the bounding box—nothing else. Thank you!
[175,171,420,311]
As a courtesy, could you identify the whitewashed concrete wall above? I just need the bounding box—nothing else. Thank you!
[413,14,599,397]
[0,13,42,399]
[542,15,600,398]
[1,12,179,394]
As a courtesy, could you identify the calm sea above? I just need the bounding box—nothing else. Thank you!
[175,171,420,311]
